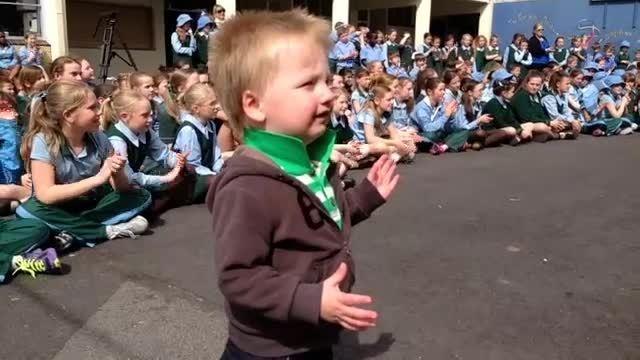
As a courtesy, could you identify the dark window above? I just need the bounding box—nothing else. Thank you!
[0,1,40,37]
[387,6,415,28]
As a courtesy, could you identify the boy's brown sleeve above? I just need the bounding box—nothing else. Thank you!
[343,178,386,226]
[212,179,322,325]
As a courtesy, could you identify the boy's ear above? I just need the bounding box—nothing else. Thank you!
[241,90,266,123]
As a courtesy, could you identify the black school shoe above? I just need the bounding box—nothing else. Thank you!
[342,177,356,190]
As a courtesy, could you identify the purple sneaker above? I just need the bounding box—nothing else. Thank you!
[12,248,62,278]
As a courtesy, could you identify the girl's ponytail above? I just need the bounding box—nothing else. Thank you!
[20,80,93,172]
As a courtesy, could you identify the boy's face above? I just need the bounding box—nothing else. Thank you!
[253,41,334,144]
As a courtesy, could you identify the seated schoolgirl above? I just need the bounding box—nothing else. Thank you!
[158,69,199,143]
[16,80,152,249]
[351,68,371,114]
[480,78,523,146]
[442,70,462,109]
[595,75,636,135]
[173,83,224,203]
[16,65,48,128]
[128,72,160,132]
[509,71,558,141]
[354,85,416,162]
[102,90,190,214]
[409,77,469,154]
[566,69,606,136]
[541,71,583,138]
[391,77,417,133]
[453,79,495,150]
[330,88,387,165]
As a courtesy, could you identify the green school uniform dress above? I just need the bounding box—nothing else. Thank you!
[459,46,473,62]
[445,47,458,69]
[481,97,522,132]
[195,31,209,69]
[244,128,343,228]
[0,218,51,283]
[552,48,568,65]
[16,132,152,245]
[616,51,630,70]
[157,102,180,144]
[475,47,486,73]
[597,92,635,134]
[505,44,518,71]
[510,89,551,124]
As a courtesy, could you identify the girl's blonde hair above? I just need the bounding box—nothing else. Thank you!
[129,71,154,89]
[474,35,487,49]
[116,72,132,90]
[369,73,394,89]
[21,80,93,171]
[181,82,215,114]
[101,89,149,130]
[362,85,392,133]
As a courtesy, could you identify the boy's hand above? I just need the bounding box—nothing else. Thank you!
[366,154,399,200]
[321,263,378,331]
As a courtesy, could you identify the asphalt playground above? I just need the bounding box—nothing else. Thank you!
[1,135,639,360]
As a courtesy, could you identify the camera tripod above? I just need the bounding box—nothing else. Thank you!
[94,12,138,83]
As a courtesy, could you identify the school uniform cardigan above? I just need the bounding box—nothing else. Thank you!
[481,97,522,131]
[510,89,551,124]
[528,35,550,67]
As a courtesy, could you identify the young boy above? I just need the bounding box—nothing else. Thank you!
[208,10,399,359]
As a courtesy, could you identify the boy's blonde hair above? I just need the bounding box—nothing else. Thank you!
[209,9,331,137]
[101,89,149,130]
[21,80,93,171]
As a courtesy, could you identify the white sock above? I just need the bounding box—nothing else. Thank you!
[11,256,23,270]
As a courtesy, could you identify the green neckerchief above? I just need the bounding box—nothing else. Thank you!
[243,128,336,177]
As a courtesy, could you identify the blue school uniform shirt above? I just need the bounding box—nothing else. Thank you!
[410,97,450,133]
[0,117,21,184]
[580,84,599,115]
[541,92,573,121]
[174,112,223,175]
[108,121,178,188]
[353,108,391,141]
[30,131,112,185]
[17,46,43,66]
[351,88,369,113]
[0,44,18,69]
[409,66,420,81]
[390,99,413,131]
[333,40,357,69]
[443,89,461,109]
[170,32,196,57]
[597,92,623,119]
[360,44,386,65]
[386,65,408,78]
[450,102,482,131]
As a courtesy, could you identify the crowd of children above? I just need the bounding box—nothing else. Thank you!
[0,9,639,359]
